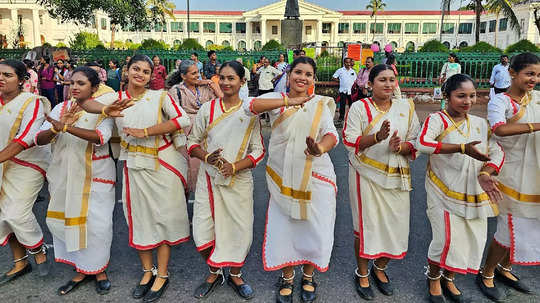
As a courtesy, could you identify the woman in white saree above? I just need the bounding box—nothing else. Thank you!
[0,60,51,285]
[244,57,339,303]
[188,61,264,300]
[36,67,117,295]
[478,53,540,302]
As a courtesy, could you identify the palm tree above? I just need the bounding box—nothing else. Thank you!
[146,0,176,40]
[366,0,386,42]
[440,0,521,44]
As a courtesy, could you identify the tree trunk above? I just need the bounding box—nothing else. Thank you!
[535,8,540,36]
[494,13,499,48]
[110,23,116,49]
[373,15,377,42]
[475,0,482,44]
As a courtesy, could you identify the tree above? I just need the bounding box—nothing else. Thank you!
[139,38,170,50]
[505,39,540,53]
[262,39,284,51]
[419,39,449,52]
[69,31,104,49]
[366,0,386,42]
[441,0,521,44]
[533,4,540,35]
[180,38,204,50]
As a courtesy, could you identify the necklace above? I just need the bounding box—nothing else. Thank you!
[443,110,470,138]
[127,89,147,102]
[370,97,391,114]
[221,98,242,113]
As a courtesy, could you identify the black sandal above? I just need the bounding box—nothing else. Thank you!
[425,267,445,303]
[227,271,254,300]
[57,275,92,296]
[494,263,531,294]
[194,268,224,299]
[143,272,169,302]
[300,266,317,303]
[276,271,295,303]
[95,271,111,295]
[28,245,50,277]
[354,268,375,301]
[0,255,32,286]
[132,266,157,299]
[441,273,464,303]
[371,262,393,296]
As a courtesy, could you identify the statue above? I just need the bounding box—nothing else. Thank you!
[284,0,300,19]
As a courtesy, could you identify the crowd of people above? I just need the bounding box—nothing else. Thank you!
[0,50,538,303]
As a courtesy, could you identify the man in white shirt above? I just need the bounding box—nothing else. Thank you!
[256,58,280,96]
[490,55,511,94]
[333,57,357,123]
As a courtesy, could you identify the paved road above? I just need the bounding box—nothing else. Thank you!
[1,104,538,303]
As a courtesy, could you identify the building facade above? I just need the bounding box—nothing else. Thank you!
[1,0,539,51]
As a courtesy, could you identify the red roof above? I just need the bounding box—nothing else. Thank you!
[173,10,243,16]
[339,10,477,16]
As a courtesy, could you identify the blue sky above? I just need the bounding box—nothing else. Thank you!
[173,0,449,11]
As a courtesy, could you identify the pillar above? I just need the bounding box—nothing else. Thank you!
[32,9,41,47]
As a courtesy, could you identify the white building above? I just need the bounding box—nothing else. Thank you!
[1,0,539,50]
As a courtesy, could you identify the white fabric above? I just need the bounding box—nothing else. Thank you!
[0,92,50,248]
[440,62,461,80]
[333,67,357,94]
[494,214,540,265]
[417,112,505,219]
[256,66,280,91]
[487,93,521,129]
[490,63,511,89]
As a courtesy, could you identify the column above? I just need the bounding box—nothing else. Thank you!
[261,18,267,45]
[317,20,322,46]
[32,9,41,47]
[246,19,252,50]
[331,21,337,46]
[11,8,18,27]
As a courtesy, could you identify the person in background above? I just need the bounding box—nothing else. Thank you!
[490,55,511,95]
[251,56,267,75]
[38,57,56,106]
[256,58,280,96]
[22,59,39,95]
[354,56,374,100]
[95,60,107,83]
[191,52,203,80]
[236,58,251,100]
[386,55,401,98]
[54,59,66,105]
[120,56,131,91]
[106,59,121,91]
[204,50,220,80]
[333,57,357,125]
[62,60,75,101]
[210,65,221,86]
[274,50,303,94]
[439,53,461,110]
[275,53,288,72]
[86,62,105,83]
[149,55,167,90]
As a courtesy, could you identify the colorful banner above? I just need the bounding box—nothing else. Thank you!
[302,48,316,59]
[347,44,362,61]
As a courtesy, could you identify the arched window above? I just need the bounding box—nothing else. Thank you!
[254,40,262,51]
[321,41,329,47]
[337,41,345,48]
[237,40,247,51]
[173,39,181,46]
[390,41,398,49]
[405,41,415,52]
[373,41,380,46]
[442,41,450,49]
[206,40,214,47]
[459,41,468,49]
[222,40,230,47]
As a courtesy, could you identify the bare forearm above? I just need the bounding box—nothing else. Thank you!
[36,129,57,145]
[147,120,180,137]
[319,134,337,153]
[234,158,254,171]
[0,142,25,163]
[493,123,540,137]
[76,99,107,114]
[190,146,207,162]
[251,98,287,114]
[65,125,101,144]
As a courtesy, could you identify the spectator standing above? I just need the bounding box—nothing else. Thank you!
[191,52,203,79]
[251,56,267,75]
[62,60,75,101]
[274,50,303,94]
[149,55,167,90]
[354,56,374,100]
[54,59,66,104]
[333,57,357,124]
[106,59,121,91]
[256,58,280,96]
[120,56,131,90]
[236,58,251,100]
[439,53,461,109]
[203,50,220,80]
[22,59,39,94]
[489,54,511,94]
[38,57,56,105]
[96,59,107,83]
[275,53,288,72]
[386,54,402,97]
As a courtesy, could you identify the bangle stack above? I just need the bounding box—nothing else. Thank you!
[373,133,379,144]
[50,126,59,134]
[231,163,236,175]
[204,153,211,164]
[144,128,149,138]
[395,143,402,154]
[478,171,491,178]
[102,106,109,117]
[283,96,289,107]
[460,144,465,154]
[62,124,68,133]
[528,123,535,133]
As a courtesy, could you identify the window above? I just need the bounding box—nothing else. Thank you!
[203,22,215,33]
[219,22,232,33]
[254,40,262,51]
[100,18,107,30]
[126,39,133,43]
[154,23,166,32]
[390,41,398,48]
[489,20,496,32]
[521,18,525,33]
[442,23,454,34]
[338,23,349,34]
[322,22,331,34]
[89,16,95,28]
[387,23,401,34]
[235,22,246,34]
[171,22,183,33]
[189,22,199,33]
[273,25,279,35]
[222,40,230,47]
[353,23,366,34]
[458,23,473,34]
[480,21,486,33]
[443,41,450,49]
[237,40,246,51]
[405,41,415,51]
[173,39,182,46]
[252,22,261,34]
[39,15,44,25]
[206,40,213,47]
[369,23,383,34]
[499,18,508,31]
[404,23,419,34]
[305,26,311,35]
[422,23,437,34]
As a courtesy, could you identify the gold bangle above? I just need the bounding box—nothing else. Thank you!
[231,163,236,175]
[204,153,211,164]
[460,143,465,154]
[478,171,491,178]
[143,128,149,138]
[101,106,109,117]
[528,123,534,133]
[62,124,68,133]
[395,143,402,154]
[373,133,379,143]
[284,96,289,107]
[50,126,59,134]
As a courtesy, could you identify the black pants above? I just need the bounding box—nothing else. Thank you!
[494,87,509,94]
[339,93,353,121]
[56,85,64,104]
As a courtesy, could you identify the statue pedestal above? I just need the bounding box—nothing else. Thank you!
[281,19,303,49]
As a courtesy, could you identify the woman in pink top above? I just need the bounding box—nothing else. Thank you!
[38,57,56,105]
[150,55,167,90]
[22,59,39,94]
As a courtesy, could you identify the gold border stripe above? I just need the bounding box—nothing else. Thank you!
[428,168,490,203]
[120,140,159,156]
[498,183,540,203]
[355,153,410,176]
[272,107,300,130]
[266,166,311,200]
[46,211,88,226]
